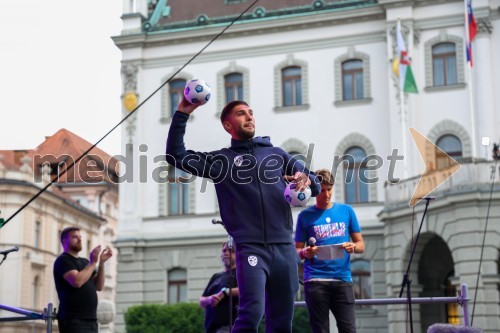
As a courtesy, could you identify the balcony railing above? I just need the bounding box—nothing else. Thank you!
[384,160,499,209]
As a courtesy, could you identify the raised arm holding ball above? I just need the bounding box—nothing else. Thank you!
[166,89,320,333]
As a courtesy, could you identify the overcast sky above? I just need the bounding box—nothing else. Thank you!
[0,1,123,156]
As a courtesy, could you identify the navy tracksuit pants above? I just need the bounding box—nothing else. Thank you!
[231,243,299,333]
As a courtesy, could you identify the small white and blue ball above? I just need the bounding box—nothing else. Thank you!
[184,79,211,105]
[284,182,312,207]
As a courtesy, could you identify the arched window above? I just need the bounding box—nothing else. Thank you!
[167,165,190,215]
[224,72,243,103]
[351,259,372,301]
[282,66,302,106]
[344,147,368,204]
[168,268,187,304]
[169,79,186,117]
[436,134,462,169]
[432,43,457,86]
[342,59,364,101]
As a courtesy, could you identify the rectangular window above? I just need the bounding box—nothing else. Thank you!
[168,269,187,304]
[432,43,457,86]
[169,79,186,117]
[34,221,41,248]
[168,167,190,215]
[224,73,243,103]
[282,66,302,107]
[342,59,363,101]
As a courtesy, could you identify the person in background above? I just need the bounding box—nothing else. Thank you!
[53,226,113,333]
[295,169,365,333]
[200,241,239,333]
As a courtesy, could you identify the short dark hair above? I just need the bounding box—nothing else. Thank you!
[60,227,80,244]
[220,100,248,123]
[315,169,335,186]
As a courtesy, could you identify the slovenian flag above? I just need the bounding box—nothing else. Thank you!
[466,0,478,66]
[394,20,418,93]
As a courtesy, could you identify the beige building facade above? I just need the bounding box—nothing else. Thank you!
[0,129,119,332]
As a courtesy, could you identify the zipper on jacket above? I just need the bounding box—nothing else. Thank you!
[250,139,268,245]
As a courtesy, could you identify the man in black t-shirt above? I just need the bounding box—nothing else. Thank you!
[53,226,113,333]
[200,242,239,333]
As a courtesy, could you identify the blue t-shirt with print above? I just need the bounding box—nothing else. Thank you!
[295,203,361,282]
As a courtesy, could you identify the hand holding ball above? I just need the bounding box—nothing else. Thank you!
[184,79,211,105]
[284,182,311,207]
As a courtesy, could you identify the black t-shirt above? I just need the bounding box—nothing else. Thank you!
[202,269,238,333]
[53,253,98,320]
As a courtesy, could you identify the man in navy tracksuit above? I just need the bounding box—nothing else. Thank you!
[166,98,320,332]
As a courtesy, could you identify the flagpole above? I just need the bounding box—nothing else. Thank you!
[397,19,409,179]
[464,0,477,158]
[400,83,409,179]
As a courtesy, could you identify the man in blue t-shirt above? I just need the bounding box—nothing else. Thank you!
[295,169,365,333]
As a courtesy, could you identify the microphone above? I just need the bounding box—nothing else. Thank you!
[308,237,316,264]
[212,219,224,225]
[0,246,19,256]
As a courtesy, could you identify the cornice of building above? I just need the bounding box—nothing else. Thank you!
[0,178,105,222]
[114,4,384,50]
[146,0,379,33]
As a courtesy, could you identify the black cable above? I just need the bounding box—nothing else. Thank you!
[406,205,416,333]
[228,237,235,330]
[2,0,261,228]
[471,141,499,326]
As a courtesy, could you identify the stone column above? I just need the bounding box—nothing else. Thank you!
[473,18,495,159]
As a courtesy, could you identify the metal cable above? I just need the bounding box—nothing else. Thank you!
[2,0,261,227]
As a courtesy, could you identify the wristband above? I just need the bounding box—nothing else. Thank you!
[221,287,230,296]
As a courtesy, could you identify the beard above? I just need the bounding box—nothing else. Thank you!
[236,126,255,140]
[70,243,82,252]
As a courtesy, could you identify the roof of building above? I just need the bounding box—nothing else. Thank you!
[145,0,378,32]
[0,128,119,184]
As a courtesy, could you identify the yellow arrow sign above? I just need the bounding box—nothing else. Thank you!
[409,128,461,207]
